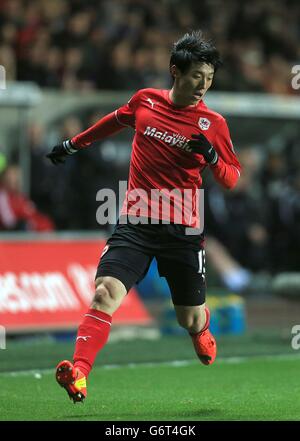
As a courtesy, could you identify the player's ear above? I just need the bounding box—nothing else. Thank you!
[170,65,180,79]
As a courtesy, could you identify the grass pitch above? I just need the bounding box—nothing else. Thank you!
[0,331,299,421]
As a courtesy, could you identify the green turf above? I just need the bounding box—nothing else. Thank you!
[0,328,295,372]
[0,356,300,421]
[0,331,298,421]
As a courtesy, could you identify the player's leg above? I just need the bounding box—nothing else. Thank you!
[173,303,216,365]
[72,275,127,376]
[56,246,152,402]
[174,304,207,334]
[157,251,216,365]
[56,275,126,403]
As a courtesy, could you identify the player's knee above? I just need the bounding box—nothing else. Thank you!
[94,283,109,306]
[93,278,120,309]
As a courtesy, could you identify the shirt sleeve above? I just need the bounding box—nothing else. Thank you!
[210,117,241,189]
[71,91,141,148]
[114,90,141,128]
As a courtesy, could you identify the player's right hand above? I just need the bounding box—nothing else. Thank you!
[46,140,78,165]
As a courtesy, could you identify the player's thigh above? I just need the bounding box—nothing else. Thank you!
[157,257,207,329]
[156,250,206,307]
[96,245,153,294]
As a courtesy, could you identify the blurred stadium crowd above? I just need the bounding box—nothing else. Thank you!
[0,0,299,292]
[0,0,299,94]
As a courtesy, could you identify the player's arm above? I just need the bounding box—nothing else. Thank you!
[46,92,140,165]
[188,118,241,189]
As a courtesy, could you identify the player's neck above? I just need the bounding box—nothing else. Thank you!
[168,88,201,107]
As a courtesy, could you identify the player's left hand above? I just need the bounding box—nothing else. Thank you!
[188,134,218,165]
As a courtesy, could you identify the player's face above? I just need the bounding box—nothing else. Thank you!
[172,62,215,105]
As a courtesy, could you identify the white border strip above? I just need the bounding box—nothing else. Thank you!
[114,110,131,127]
[1,353,299,377]
[85,314,111,326]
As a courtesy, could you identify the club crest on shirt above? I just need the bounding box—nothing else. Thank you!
[198,117,211,130]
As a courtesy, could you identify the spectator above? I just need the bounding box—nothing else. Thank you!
[0,163,54,231]
[205,147,269,272]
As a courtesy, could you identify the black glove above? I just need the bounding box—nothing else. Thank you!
[188,133,218,165]
[46,139,78,165]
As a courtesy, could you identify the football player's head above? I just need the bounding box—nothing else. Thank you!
[170,30,222,76]
[169,30,222,104]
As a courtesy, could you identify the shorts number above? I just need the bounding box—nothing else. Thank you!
[197,250,206,274]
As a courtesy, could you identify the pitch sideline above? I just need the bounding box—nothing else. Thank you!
[1,352,299,377]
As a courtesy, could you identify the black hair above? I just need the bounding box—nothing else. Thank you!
[170,30,222,74]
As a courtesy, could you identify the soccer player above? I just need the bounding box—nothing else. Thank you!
[47,30,241,403]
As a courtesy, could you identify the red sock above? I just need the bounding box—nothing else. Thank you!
[73,308,112,377]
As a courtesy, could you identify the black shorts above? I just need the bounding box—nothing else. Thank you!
[96,218,206,306]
